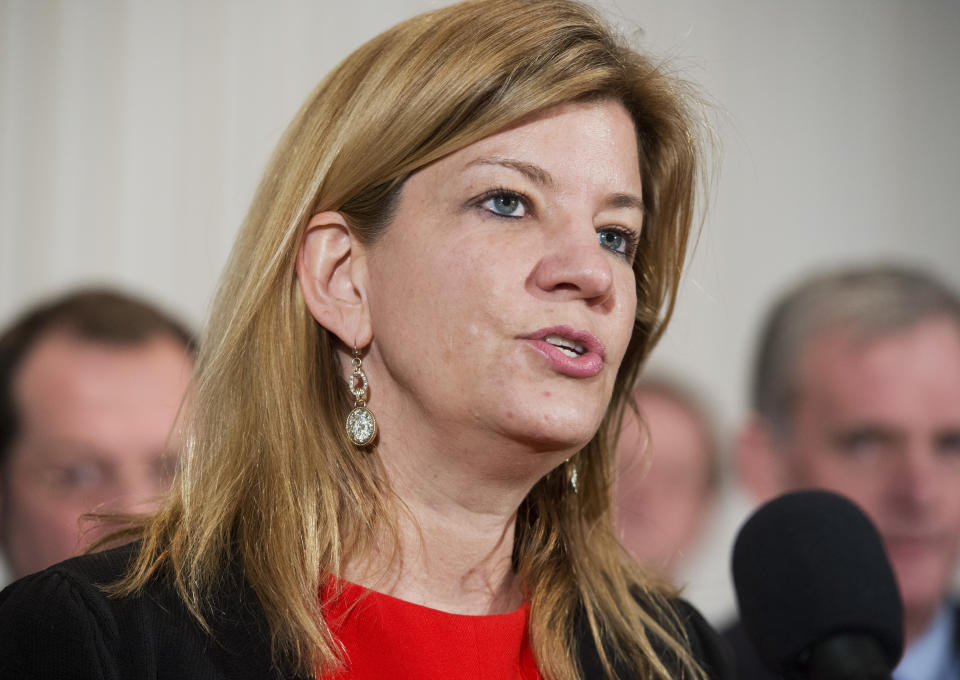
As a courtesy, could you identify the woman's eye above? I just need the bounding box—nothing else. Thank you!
[480,191,527,218]
[597,228,636,257]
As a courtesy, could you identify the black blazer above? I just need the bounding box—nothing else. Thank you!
[0,543,732,679]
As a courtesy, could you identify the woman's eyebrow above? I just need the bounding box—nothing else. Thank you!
[603,192,645,214]
[465,156,556,189]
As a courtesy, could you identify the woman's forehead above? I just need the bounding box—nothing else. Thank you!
[411,100,642,189]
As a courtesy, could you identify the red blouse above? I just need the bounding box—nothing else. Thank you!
[322,580,543,680]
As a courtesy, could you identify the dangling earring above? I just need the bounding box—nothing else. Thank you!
[566,457,579,494]
[345,347,377,446]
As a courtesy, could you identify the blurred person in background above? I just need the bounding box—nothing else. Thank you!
[727,264,960,679]
[0,288,194,583]
[614,377,720,582]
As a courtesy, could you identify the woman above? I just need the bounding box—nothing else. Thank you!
[0,1,725,678]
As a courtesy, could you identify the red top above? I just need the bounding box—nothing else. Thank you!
[321,580,543,680]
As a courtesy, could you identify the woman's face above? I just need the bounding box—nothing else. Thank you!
[361,99,642,456]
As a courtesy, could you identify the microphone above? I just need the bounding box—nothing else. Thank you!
[731,490,904,680]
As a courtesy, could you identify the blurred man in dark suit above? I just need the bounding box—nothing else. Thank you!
[729,265,960,679]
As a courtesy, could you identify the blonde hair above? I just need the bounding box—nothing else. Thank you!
[112,1,709,678]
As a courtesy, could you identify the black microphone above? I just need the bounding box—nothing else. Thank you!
[732,490,904,680]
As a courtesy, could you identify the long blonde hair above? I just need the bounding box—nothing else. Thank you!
[113,1,709,678]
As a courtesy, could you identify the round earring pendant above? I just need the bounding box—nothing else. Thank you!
[346,406,378,446]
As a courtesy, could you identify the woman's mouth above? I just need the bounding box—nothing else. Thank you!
[543,334,586,358]
[521,326,605,378]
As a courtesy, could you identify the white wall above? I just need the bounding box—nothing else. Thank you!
[2,0,959,622]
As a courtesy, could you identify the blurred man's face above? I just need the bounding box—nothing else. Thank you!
[783,317,960,636]
[1,332,193,578]
[615,391,713,577]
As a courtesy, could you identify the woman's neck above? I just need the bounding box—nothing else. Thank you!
[349,497,522,614]
[343,436,567,615]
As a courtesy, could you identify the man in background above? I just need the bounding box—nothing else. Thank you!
[614,378,720,582]
[729,264,960,678]
[0,289,194,583]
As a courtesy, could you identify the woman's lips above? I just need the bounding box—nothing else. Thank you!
[521,326,605,378]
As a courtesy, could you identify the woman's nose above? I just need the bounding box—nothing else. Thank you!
[531,224,615,304]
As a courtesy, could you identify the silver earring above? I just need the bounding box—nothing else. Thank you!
[566,458,579,494]
[345,347,377,446]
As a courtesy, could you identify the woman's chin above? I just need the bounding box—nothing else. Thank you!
[493,409,601,454]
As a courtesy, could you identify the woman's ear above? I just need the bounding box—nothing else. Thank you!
[296,211,373,348]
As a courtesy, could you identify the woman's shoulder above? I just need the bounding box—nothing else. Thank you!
[574,594,734,680]
[0,542,288,680]
[671,598,736,680]
[0,542,177,678]
[2,540,140,593]
[0,541,173,624]
[0,541,144,623]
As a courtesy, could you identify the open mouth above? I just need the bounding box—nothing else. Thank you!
[522,326,604,378]
[543,334,586,358]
